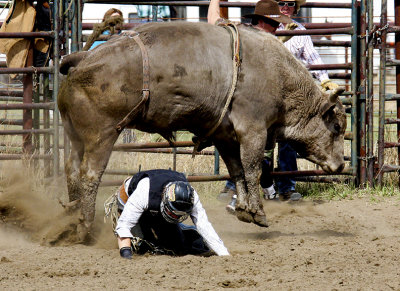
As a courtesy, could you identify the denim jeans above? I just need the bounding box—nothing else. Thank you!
[260,158,274,189]
[225,180,236,190]
[276,142,298,194]
[226,158,273,191]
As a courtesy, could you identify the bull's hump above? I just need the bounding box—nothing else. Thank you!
[135,21,218,45]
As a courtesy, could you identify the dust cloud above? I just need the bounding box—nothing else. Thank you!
[0,162,81,246]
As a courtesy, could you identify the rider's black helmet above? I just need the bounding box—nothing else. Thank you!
[160,181,195,224]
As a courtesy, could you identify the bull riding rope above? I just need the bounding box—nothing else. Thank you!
[116,30,150,133]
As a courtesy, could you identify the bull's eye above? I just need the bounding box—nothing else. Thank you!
[334,123,340,133]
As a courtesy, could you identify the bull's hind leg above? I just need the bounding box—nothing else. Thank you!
[66,137,84,204]
[78,129,119,241]
[63,114,84,205]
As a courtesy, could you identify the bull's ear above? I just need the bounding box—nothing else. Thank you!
[329,87,345,104]
[320,101,336,118]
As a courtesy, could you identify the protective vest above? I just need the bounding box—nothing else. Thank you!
[127,169,187,215]
[119,170,190,253]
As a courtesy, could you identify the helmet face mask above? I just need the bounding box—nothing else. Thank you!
[160,181,194,224]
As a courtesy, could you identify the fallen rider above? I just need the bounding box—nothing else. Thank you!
[109,169,230,259]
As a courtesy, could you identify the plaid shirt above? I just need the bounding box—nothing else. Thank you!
[278,20,329,82]
[136,5,170,20]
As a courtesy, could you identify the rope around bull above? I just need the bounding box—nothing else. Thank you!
[205,21,241,138]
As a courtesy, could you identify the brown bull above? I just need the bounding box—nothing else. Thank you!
[58,21,346,240]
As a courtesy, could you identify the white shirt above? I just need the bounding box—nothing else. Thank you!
[115,177,230,256]
[278,20,329,82]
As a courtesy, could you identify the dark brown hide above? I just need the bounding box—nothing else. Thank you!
[58,21,346,239]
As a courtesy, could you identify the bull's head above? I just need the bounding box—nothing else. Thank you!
[288,88,347,173]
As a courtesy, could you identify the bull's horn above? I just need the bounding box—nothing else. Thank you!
[329,87,345,104]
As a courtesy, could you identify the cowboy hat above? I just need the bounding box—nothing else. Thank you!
[244,0,292,24]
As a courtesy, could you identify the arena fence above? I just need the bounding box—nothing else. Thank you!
[0,1,61,177]
[0,0,399,189]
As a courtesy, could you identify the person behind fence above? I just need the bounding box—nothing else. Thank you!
[272,0,339,202]
[112,169,229,259]
[136,5,171,22]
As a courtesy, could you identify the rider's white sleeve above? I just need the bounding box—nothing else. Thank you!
[191,192,230,256]
[115,177,150,238]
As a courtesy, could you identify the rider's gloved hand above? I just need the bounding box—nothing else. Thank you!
[321,79,339,92]
[277,23,298,43]
[119,246,133,259]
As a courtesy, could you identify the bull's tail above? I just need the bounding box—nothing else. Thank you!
[60,51,89,75]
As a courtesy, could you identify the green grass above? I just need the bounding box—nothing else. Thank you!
[297,181,400,202]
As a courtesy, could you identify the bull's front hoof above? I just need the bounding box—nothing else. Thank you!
[253,214,269,228]
[235,209,269,228]
[235,209,253,224]
[76,222,92,244]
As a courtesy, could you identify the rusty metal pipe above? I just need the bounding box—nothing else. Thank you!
[0,90,24,97]
[395,0,400,187]
[0,31,54,38]
[0,67,54,74]
[113,141,195,150]
[384,118,400,124]
[308,63,352,70]
[0,154,53,160]
[377,0,387,185]
[328,73,351,79]
[0,97,23,102]
[367,0,375,186]
[384,142,400,148]
[83,1,353,9]
[23,45,33,155]
[277,27,354,36]
[312,40,351,47]
[295,176,354,183]
[0,129,54,135]
[0,103,55,110]
[384,94,400,100]
[80,22,355,31]
[270,168,353,177]
[100,167,354,187]
[0,119,23,125]
[344,132,353,140]
[113,148,215,155]
[381,164,400,172]
[359,0,367,186]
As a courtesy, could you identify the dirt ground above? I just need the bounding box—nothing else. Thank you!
[1,173,400,290]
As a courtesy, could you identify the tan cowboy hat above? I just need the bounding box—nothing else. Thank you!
[244,0,292,25]
[277,0,306,14]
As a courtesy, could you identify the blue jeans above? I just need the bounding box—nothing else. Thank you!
[276,142,298,194]
[225,180,236,190]
[226,158,273,190]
